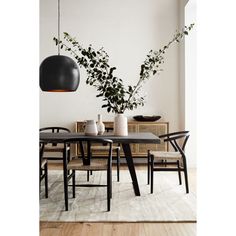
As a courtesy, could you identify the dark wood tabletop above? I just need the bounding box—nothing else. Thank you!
[40,132,161,144]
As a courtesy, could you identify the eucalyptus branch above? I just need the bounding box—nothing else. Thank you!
[123,24,194,111]
[53,23,194,114]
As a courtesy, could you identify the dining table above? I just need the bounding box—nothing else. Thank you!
[40,132,160,210]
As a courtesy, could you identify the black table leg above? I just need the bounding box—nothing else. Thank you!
[122,143,140,196]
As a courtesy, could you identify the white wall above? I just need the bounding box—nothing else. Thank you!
[40,0,181,132]
[178,0,196,167]
[185,0,197,167]
[178,0,187,131]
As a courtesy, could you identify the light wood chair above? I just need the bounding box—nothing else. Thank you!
[64,138,113,211]
[147,131,190,194]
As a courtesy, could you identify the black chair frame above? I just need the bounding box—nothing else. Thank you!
[40,141,48,198]
[63,138,113,211]
[39,126,71,160]
[147,131,190,194]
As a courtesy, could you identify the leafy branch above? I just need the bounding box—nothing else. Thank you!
[123,23,194,111]
[53,23,194,113]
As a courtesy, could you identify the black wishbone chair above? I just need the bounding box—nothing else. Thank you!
[39,127,71,162]
[63,138,113,211]
[147,131,190,194]
[40,141,48,198]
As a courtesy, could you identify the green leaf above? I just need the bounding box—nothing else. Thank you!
[96,94,103,98]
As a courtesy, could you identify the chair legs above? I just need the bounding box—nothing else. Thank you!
[147,150,150,185]
[116,148,120,182]
[87,170,90,181]
[63,160,69,211]
[149,157,189,194]
[40,162,48,198]
[150,155,154,194]
[177,160,182,185]
[44,162,48,198]
[183,159,189,193]
[107,184,110,211]
[107,169,112,211]
[67,148,71,176]
[67,169,112,211]
[110,168,112,199]
[72,170,76,198]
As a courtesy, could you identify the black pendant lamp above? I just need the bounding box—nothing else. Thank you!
[40,0,80,92]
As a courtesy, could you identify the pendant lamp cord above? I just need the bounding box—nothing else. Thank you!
[57,0,60,55]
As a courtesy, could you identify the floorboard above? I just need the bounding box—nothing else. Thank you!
[40,222,196,236]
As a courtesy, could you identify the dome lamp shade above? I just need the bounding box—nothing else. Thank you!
[40,0,80,92]
[40,55,80,92]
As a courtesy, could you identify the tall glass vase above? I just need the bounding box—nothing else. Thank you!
[114,113,128,136]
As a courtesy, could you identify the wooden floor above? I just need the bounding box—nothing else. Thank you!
[40,163,196,236]
[40,222,196,236]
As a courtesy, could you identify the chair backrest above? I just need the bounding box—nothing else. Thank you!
[163,131,190,157]
[40,127,70,147]
[64,138,113,166]
[40,127,71,133]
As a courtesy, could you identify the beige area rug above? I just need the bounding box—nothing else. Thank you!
[40,169,196,222]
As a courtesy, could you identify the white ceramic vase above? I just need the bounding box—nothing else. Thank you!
[84,120,98,136]
[97,114,105,135]
[114,113,128,136]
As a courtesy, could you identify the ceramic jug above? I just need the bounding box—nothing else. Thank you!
[84,120,98,136]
